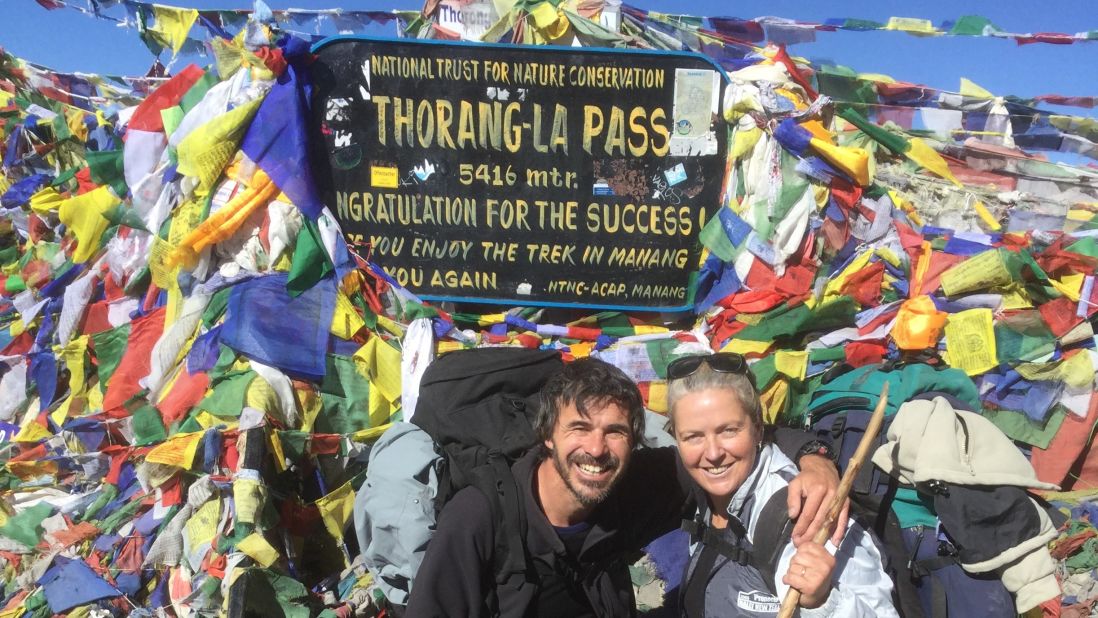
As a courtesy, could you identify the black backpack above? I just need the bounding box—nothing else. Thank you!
[411,347,564,585]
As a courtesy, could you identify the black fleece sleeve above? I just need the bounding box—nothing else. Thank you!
[405,487,495,617]
[769,426,831,466]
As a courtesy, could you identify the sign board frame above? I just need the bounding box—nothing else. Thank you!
[310,36,730,311]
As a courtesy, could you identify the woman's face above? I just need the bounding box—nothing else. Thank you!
[673,387,760,509]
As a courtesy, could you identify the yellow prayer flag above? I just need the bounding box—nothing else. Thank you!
[823,250,873,302]
[367,383,394,428]
[774,350,808,381]
[195,410,238,430]
[973,200,1002,231]
[268,431,288,472]
[233,478,267,525]
[331,293,366,339]
[353,337,402,404]
[943,309,997,376]
[528,1,561,28]
[57,185,120,263]
[66,108,89,142]
[237,532,280,568]
[176,98,262,197]
[28,187,64,214]
[150,5,199,55]
[1016,350,1095,389]
[808,137,870,186]
[184,498,221,550]
[647,381,668,414]
[634,325,669,335]
[351,423,394,443]
[999,286,1034,310]
[1051,273,1085,302]
[759,379,788,425]
[51,335,91,425]
[884,17,939,35]
[720,338,771,356]
[477,313,507,327]
[146,431,204,468]
[315,480,355,541]
[904,138,961,186]
[730,126,762,159]
[940,249,1013,297]
[13,411,52,443]
[959,78,995,99]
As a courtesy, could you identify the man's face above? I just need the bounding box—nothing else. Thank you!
[545,399,634,508]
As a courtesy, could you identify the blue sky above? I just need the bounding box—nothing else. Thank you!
[1,0,1095,117]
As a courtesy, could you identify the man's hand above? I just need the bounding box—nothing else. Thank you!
[786,454,848,546]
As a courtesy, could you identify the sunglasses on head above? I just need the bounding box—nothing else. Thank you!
[666,353,755,387]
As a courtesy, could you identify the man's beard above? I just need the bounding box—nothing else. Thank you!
[550,448,625,508]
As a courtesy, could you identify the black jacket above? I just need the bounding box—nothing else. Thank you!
[406,446,689,617]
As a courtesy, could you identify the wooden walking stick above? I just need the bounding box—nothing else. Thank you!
[776,382,890,618]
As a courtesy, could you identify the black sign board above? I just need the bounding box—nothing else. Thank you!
[310,37,728,310]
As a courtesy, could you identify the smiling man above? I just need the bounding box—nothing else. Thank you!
[405,357,838,618]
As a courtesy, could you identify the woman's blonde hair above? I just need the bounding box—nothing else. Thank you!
[666,361,764,439]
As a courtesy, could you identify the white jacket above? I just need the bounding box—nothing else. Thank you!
[687,444,899,617]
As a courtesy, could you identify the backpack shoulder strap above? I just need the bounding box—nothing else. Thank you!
[679,487,794,596]
[466,456,530,583]
[748,486,794,595]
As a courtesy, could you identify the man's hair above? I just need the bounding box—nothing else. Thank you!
[666,363,763,439]
[534,357,646,445]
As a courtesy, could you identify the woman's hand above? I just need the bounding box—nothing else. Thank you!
[786,454,849,546]
[781,541,835,609]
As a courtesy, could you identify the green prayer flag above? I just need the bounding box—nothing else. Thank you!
[838,107,910,155]
[202,288,232,327]
[90,323,133,386]
[131,403,168,446]
[4,274,25,294]
[751,355,778,392]
[181,72,219,113]
[0,502,52,548]
[698,212,737,262]
[817,69,877,107]
[1067,237,1098,260]
[102,204,150,233]
[982,406,1066,450]
[316,354,373,434]
[86,149,128,195]
[646,338,686,380]
[50,166,78,189]
[287,218,333,297]
[197,371,256,418]
[841,18,884,31]
[278,431,309,462]
[79,484,118,522]
[948,15,1000,36]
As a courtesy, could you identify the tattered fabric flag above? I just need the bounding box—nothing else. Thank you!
[38,556,121,613]
[219,273,337,380]
[315,479,355,541]
[240,36,325,221]
[0,502,52,548]
[57,185,121,264]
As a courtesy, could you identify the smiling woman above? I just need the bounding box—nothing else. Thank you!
[667,352,898,618]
